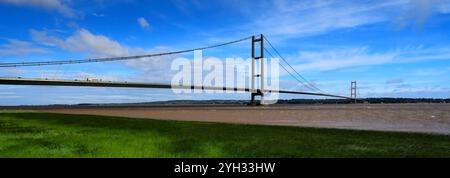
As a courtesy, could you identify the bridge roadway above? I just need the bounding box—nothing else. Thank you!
[0,77,352,99]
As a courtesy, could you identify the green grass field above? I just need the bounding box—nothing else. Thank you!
[0,110,449,158]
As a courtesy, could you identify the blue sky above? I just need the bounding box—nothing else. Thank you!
[1,0,450,105]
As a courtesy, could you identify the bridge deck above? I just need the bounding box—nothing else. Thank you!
[0,77,352,99]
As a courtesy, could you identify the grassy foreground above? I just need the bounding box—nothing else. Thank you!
[0,111,449,158]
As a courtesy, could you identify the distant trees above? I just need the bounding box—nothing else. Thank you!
[65,98,449,107]
[276,98,450,104]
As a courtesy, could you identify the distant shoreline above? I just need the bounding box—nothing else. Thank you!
[1,98,449,108]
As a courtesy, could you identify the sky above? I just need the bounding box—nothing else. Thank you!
[1,0,450,105]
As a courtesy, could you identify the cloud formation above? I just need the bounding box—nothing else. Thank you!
[30,28,129,57]
[394,0,450,28]
[0,0,78,18]
[137,17,150,30]
[386,79,404,84]
[209,0,450,40]
[223,1,398,39]
[0,39,49,56]
[291,46,450,72]
[28,28,176,83]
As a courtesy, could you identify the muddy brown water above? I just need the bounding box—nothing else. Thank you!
[3,103,450,135]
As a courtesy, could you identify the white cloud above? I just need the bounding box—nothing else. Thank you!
[290,46,450,72]
[0,0,78,18]
[29,28,177,83]
[122,46,178,83]
[394,0,450,28]
[386,79,404,84]
[212,0,450,40]
[0,39,49,56]
[92,13,105,17]
[227,1,406,39]
[30,28,129,57]
[362,85,450,98]
[137,17,150,29]
[292,47,395,72]
[439,1,450,13]
[412,68,448,76]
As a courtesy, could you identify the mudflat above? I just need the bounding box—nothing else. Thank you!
[6,103,450,135]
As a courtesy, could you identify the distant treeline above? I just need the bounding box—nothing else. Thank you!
[70,98,450,106]
[277,98,450,104]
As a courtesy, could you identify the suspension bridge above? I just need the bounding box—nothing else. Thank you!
[0,34,355,105]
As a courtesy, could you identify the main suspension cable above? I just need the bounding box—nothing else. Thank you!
[264,36,324,93]
[0,36,252,68]
[264,47,320,92]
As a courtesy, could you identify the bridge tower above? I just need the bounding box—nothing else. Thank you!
[251,34,265,105]
[350,81,357,103]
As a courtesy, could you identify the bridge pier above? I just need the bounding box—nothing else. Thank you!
[351,81,357,103]
[250,89,264,106]
[250,34,265,106]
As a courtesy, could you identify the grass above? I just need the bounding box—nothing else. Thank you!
[0,110,449,158]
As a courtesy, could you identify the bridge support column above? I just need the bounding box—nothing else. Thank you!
[351,81,357,103]
[250,34,265,106]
